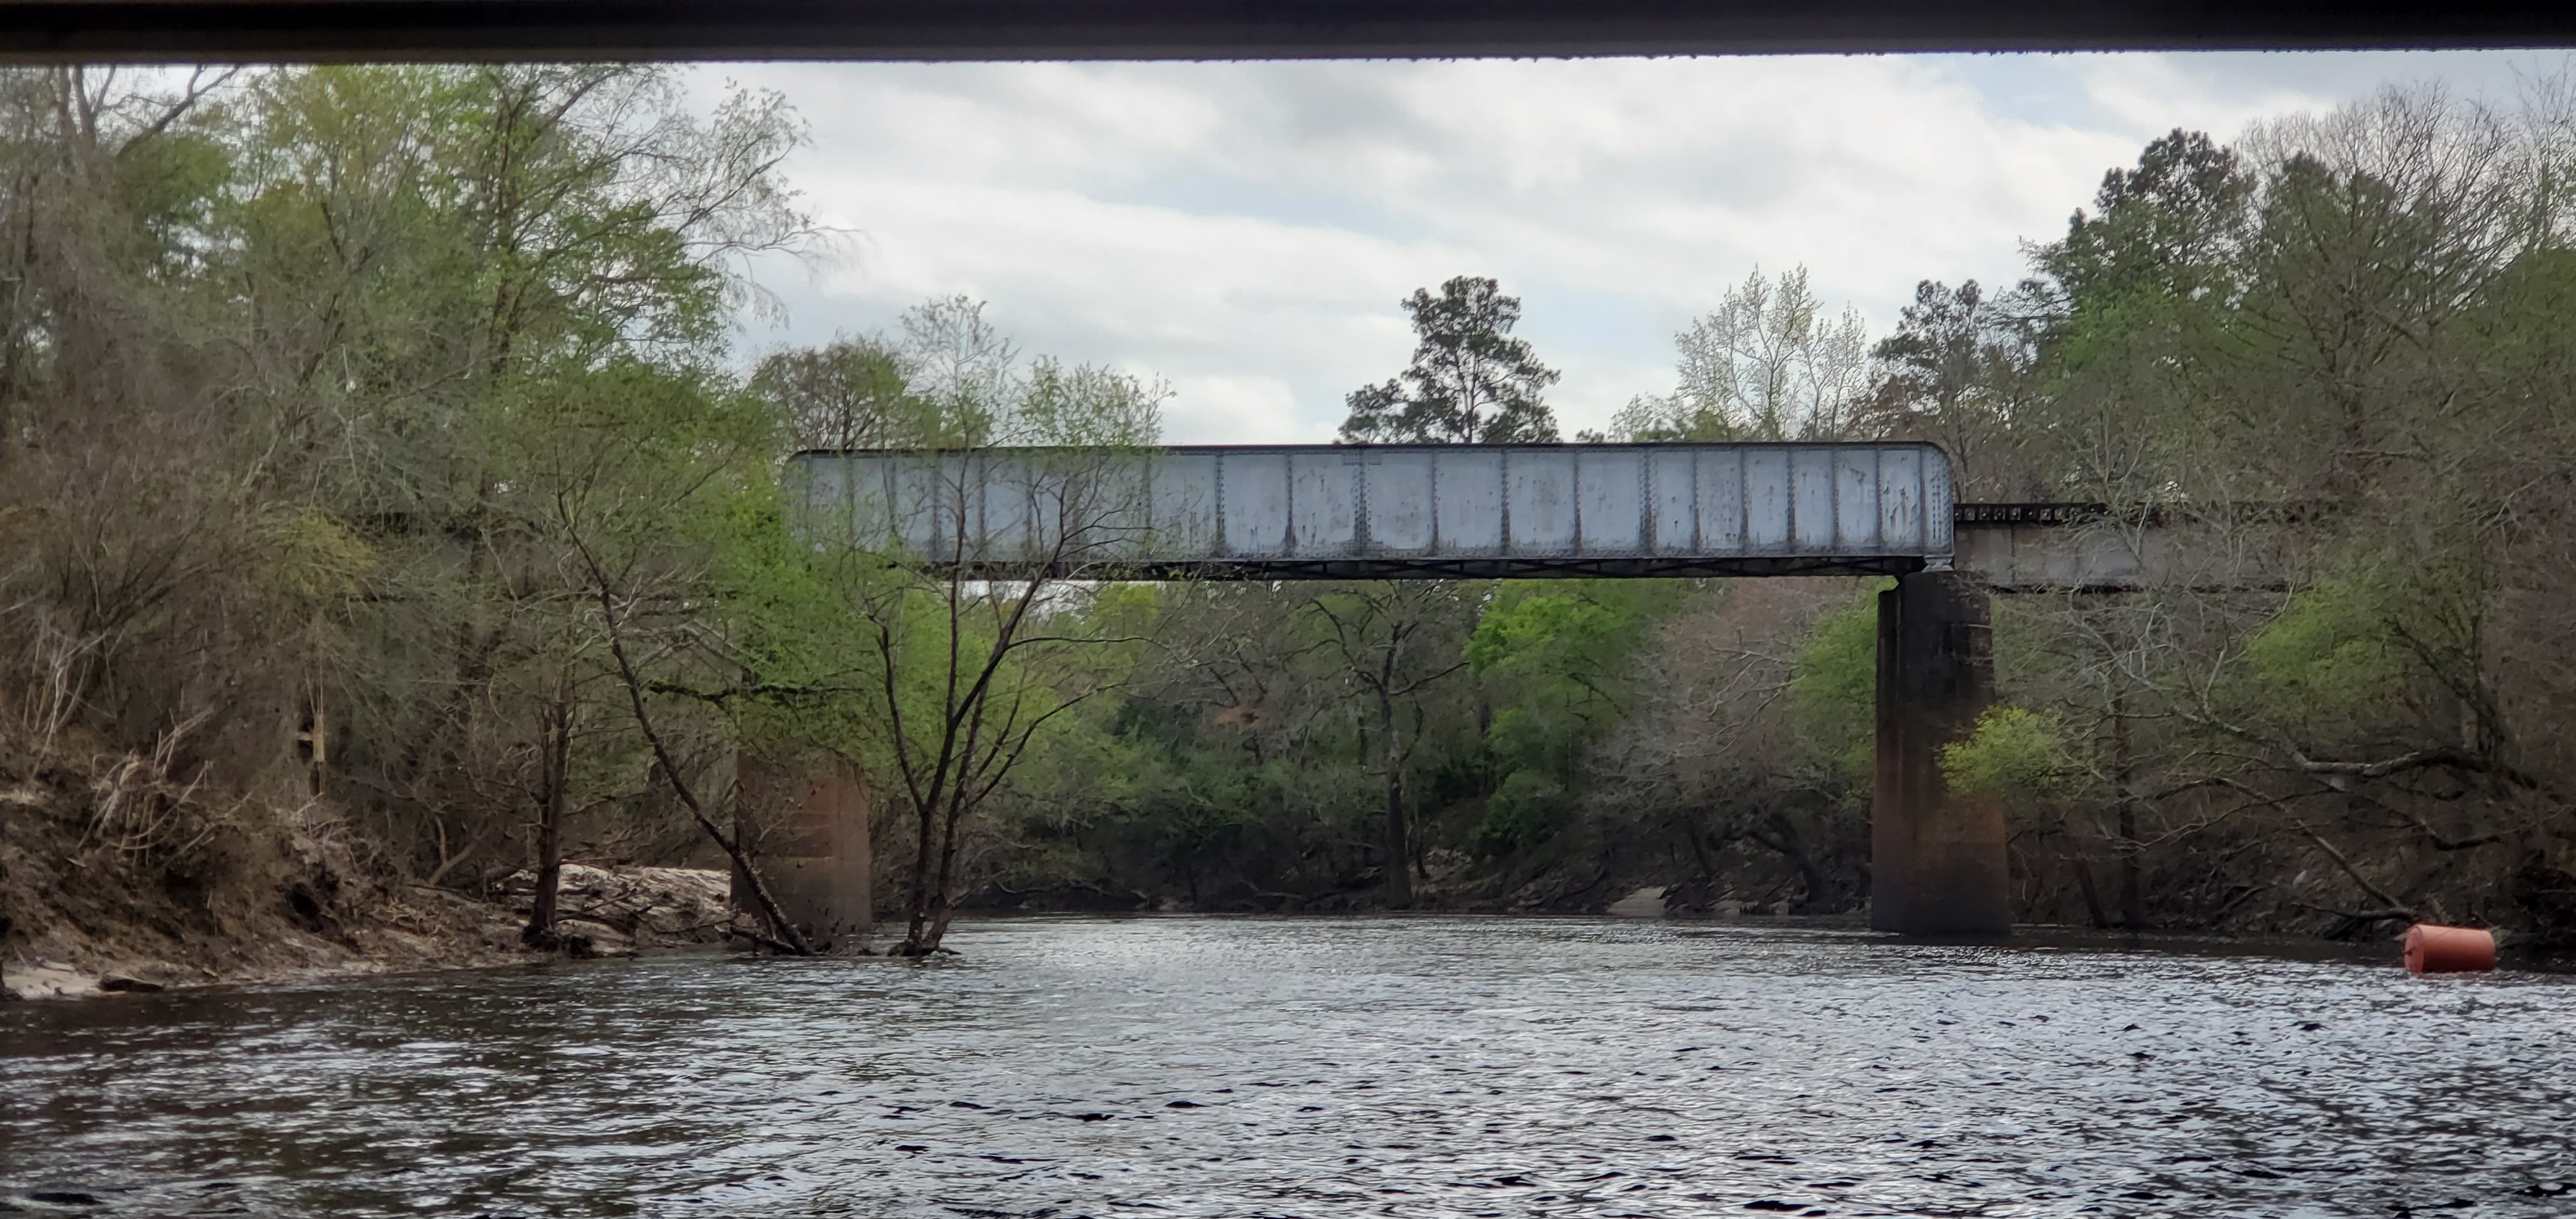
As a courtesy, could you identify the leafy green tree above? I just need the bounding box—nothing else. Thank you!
[753,336,914,452]
[2039,128,2255,315]
[1862,279,2043,496]
[1462,580,1677,853]
[1786,586,1880,789]
[1338,275,1561,444]
[254,66,813,933]
[0,64,831,961]
[523,363,806,947]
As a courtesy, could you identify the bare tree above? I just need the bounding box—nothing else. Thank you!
[802,298,1168,955]
[1614,265,1871,442]
[1310,581,1474,905]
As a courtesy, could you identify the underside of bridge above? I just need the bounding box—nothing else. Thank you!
[0,0,2566,61]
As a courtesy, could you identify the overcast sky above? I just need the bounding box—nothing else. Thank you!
[688,51,2566,444]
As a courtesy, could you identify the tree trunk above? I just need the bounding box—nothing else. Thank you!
[921,786,970,951]
[582,564,812,955]
[2071,854,2111,929]
[2117,806,2145,929]
[1380,684,1411,907]
[522,700,569,948]
[901,792,938,952]
[1758,809,1835,912]
[2111,684,2145,929]
[1679,811,1716,880]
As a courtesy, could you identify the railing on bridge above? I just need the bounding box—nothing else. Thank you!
[790,442,1956,579]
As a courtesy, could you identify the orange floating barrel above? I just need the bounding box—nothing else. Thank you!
[2402,924,2496,974]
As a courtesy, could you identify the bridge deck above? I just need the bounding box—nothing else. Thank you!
[792,443,1953,580]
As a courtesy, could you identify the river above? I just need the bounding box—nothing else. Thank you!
[3,916,2571,1216]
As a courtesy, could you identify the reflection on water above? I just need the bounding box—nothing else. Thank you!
[4,917,2572,1217]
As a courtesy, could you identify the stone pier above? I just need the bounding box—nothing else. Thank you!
[1871,572,2011,936]
[733,753,873,952]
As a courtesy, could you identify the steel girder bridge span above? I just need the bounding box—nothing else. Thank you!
[792,441,2009,937]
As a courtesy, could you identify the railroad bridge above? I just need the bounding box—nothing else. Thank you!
[4,0,2506,950]
[782,443,2274,938]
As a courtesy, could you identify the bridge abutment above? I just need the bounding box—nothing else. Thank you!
[1872,572,2012,936]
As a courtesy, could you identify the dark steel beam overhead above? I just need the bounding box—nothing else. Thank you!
[0,1,2569,63]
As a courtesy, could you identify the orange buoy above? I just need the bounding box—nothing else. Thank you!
[2402,924,2496,974]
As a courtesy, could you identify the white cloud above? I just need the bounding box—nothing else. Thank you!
[698,51,2557,444]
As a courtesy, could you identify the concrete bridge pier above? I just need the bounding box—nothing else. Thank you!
[1872,572,2012,936]
[732,753,874,953]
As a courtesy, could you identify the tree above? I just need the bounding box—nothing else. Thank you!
[1582,579,1871,914]
[1468,581,1673,779]
[1862,279,2043,498]
[1980,89,2576,937]
[1326,275,1565,899]
[1462,581,1676,859]
[753,336,914,452]
[1326,275,1561,897]
[264,65,815,935]
[0,64,838,967]
[1310,581,1476,905]
[2038,128,2255,314]
[793,298,1168,956]
[1338,275,1561,445]
[1613,265,1869,442]
[540,363,820,953]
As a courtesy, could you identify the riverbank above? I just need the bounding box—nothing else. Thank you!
[3,846,737,1002]
[2,741,2540,1003]
[3,716,766,1002]
[3,747,747,1000]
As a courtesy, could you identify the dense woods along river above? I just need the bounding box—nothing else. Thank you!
[3,917,2572,1218]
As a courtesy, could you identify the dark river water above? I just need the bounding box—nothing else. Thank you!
[4,916,2572,1217]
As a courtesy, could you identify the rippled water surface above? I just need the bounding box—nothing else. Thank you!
[5,917,2574,1217]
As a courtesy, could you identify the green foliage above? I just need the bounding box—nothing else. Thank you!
[754,337,912,451]
[1469,770,1572,857]
[1788,585,1883,785]
[2040,128,2253,314]
[1338,275,1561,444]
[1940,707,2078,798]
[0,64,827,915]
[2239,539,2494,746]
[233,65,804,396]
[1467,583,1642,677]
[2244,576,2411,716]
[1468,580,1675,778]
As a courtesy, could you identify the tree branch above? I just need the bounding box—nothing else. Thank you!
[2291,820,2413,919]
[565,510,813,955]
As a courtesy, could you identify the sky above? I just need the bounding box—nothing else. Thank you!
[686,50,2567,445]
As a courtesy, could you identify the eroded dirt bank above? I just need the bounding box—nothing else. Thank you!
[4,859,736,1001]
[3,765,736,1000]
